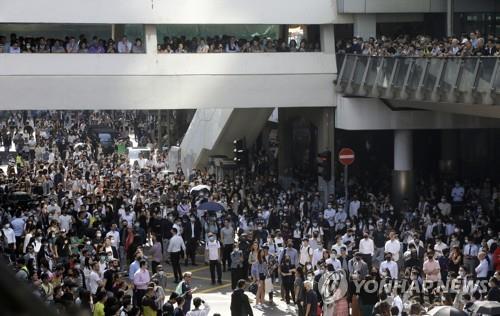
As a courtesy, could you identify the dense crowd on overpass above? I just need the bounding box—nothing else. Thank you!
[0,110,499,316]
[157,36,320,53]
[0,33,320,54]
[336,30,500,57]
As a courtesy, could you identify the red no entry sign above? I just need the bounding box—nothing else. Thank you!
[339,148,355,166]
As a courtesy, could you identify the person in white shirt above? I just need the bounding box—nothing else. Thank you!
[323,203,336,227]
[379,252,398,279]
[89,262,104,294]
[186,297,210,316]
[2,223,16,257]
[117,36,132,53]
[359,233,375,267]
[451,182,465,203]
[475,252,489,280]
[326,249,341,271]
[434,237,449,255]
[299,238,313,266]
[331,235,347,256]
[349,195,360,219]
[167,227,186,283]
[392,288,403,316]
[106,224,120,249]
[205,232,222,284]
[437,196,452,217]
[312,242,325,269]
[58,209,72,232]
[385,232,401,262]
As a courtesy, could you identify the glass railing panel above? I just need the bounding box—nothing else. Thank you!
[352,55,369,86]
[377,57,395,89]
[338,54,356,85]
[476,58,496,94]
[392,57,411,88]
[407,58,426,91]
[457,58,478,93]
[365,56,382,88]
[422,58,443,93]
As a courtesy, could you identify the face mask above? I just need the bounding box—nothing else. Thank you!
[346,222,351,226]
[190,218,195,222]
[86,241,91,245]
[296,223,300,227]
[209,236,215,242]
[257,226,262,230]
[75,264,81,270]
[313,223,317,227]
[96,233,102,238]
[306,265,312,270]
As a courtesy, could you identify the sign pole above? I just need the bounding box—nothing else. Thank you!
[344,164,349,213]
[338,147,354,213]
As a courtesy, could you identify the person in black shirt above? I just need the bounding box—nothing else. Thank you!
[304,280,318,316]
[162,292,179,316]
[103,258,119,293]
[230,279,253,316]
[280,254,296,304]
[487,277,500,302]
[173,296,185,316]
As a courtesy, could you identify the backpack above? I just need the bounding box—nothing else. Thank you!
[175,281,184,295]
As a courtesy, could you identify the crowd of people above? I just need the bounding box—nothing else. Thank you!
[0,33,321,54]
[157,36,320,53]
[0,110,499,316]
[336,30,500,57]
[0,34,146,54]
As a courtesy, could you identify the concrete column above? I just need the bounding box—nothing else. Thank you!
[278,108,292,180]
[316,107,335,202]
[447,0,454,37]
[392,130,414,209]
[144,24,157,54]
[354,14,376,40]
[320,24,336,54]
[440,130,458,177]
[112,24,125,41]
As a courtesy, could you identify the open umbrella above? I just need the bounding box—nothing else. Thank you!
[190,184,211,193]
[198,201,225,212]
[472,300,500,315]
[426,306,467,316]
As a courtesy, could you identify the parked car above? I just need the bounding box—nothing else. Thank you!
[87,125,117,154]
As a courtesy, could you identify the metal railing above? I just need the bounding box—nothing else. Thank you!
[336,54,500,105]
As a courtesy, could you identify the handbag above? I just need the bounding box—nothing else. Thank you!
[265,277,274,293]
[248,282,258,295]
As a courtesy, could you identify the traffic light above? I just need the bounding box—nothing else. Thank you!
[317,150,332,181]
[233,139,247,165]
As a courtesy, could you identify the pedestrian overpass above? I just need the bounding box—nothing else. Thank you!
[335,54,500,118]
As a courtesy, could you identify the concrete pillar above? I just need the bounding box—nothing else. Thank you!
[144,24,157,54]
[320,24,336,54]
[392,130,414,209]
[446,0,454,37]
[439,130,458,177]
[354,14,376,40]
[112,24,125,41]
[278,108,292,180]
[316,107,335,202]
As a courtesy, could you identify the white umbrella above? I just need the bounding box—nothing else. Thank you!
[189,184,211,193]
[472,300,500,315]
[426,306,467,316]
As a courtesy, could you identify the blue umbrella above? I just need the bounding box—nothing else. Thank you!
[198,201,225,212]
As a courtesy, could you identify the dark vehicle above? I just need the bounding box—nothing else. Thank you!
[87,125,117,155]
[0,191,38,210]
